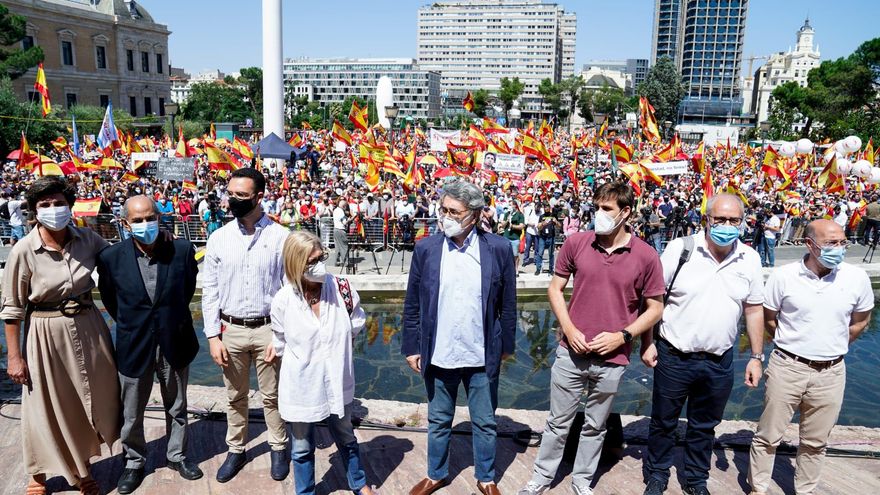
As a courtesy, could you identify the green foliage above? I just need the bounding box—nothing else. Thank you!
[236,67,263,126]
[472,89,490,118]
[577,90,593,123]
[498,77,524,121]
[538,78,563,118]
[852,37,880,83]
[559,76,584,130]
[0,77,62,156]
[181,81,250,123]
[0,4,44,79]
[588,84,628,122]
[65,105,136,135]
[637,56,686,125]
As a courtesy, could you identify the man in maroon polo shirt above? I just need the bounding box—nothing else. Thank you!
[519,181,666,495]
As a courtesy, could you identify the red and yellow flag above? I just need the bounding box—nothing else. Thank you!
[817,151,845,194]
[521,134,551,166]
[17,133,37,170]
[866,138,875,165]
[209,122,216,140]
[638,96,661,144]
[232,137,254,159]
[288,133,305,148]
[120,171,140,182]
[34,63,51,116]
[468,125,487,150]
[539,119,553,141]
[182,180,198,193]
[761,145,789,181]
[72,197,102,217]
[204,142,241,171]
[175,126,191,158]
[348,101,369,133]
[331,120,353,146]
[462,91,475,112]
[482,117,508,135]
[612,139,634,164]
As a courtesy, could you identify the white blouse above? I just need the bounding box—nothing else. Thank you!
[270,274,366,423]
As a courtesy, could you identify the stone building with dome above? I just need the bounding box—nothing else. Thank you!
[5,0,170,117]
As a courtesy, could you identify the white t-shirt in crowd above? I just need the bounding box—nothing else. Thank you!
[764,214,781,240]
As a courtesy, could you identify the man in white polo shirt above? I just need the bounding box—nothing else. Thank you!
[749,219,873,495]
[642,194,766,495]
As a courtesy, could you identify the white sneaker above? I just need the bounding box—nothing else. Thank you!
[517,481,550,495]
[571,484,594,495]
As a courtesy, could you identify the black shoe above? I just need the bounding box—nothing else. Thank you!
[523,258,534,266]
[117,467,145,494]
[167,459,203,480]
[216,452,247,483]
[535,268,541,275]
[683,486,710,495]
[270,449,290,481]
[643,479,667,495]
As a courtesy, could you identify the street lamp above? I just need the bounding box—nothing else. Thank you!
[164,101,179,134]
[385,105,399,149]
[663,120,672,140]
[759,120,770,149]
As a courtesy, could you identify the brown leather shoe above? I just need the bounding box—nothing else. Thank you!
[409,477,450,495]
[477,481,502,495]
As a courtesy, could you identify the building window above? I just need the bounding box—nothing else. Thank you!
[96,46,106,69]
[66,93,77,109]
[99,94,109,108]
[130,96,137,116]
[61,41,74,66]
[141,51,149,72]
[158,97,165,116]
[22,35,34,50]
[156,53,163,74]
[126,49,134,71]
[144,97,152,115]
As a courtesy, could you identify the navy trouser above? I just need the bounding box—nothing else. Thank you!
[644,338,734,488]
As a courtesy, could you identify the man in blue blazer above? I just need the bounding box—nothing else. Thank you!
[402,179,517,495]
[96,195,201,494]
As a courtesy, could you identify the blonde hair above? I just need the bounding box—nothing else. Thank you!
[282,231,324,294]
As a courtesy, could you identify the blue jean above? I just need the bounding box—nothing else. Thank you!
[289,404,367,495]
[535,235,556,272]
[425,366,498,482]
[644,339,734,488]
[759,237,776,267]
[523,232,535,261]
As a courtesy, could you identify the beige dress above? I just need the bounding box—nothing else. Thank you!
[0,226,120,483]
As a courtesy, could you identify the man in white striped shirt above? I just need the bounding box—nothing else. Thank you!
[201,168,291,483]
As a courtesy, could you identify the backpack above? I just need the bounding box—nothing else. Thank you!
[0,201,10,221]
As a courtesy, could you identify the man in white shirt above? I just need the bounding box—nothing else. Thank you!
[749,219,873,495]
[760,208,781,267]
[332,198,350,267]
[7,195,26,245]
[642,194,765,495]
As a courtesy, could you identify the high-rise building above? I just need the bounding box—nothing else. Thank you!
[651,0,749,124]
[742,19,820,125]
[416,0,576,119]
[282,58,441,121]
[6,0,171,118]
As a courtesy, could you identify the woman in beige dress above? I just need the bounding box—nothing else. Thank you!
[2,177,120,495]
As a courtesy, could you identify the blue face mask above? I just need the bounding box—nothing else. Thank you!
[709,224,740,247]
[814,243,846,269]
[130,220,159,245]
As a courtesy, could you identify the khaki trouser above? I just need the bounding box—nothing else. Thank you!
[749,349,846,495]
[220,321,288,453]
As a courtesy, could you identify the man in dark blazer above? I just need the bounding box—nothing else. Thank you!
[402,179,517,495]
[96,195,201,494]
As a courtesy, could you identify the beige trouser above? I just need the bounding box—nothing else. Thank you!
[749,349,846,495]
[221,321,288,453]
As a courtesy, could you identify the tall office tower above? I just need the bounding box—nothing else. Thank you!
[417,0,576,120]
[651,0,749,124]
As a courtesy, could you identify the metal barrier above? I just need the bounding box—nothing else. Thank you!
[81,214,123,242]
[183,214,209,242]
[319,217,335,247]
[0,219,13,243]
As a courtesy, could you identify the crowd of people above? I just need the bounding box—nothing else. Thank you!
[1,121,876,495]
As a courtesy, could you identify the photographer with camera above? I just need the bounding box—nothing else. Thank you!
[534,202,560,276]
[640,205,663,252]
[202,192,226,237]
[754,204,781,267]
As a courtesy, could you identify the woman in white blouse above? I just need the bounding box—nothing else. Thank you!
[265,231,375,495]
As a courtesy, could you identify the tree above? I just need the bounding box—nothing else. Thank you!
[0,4,44,79]
[181,82,249,123]
[538,78,562,119]
[590,84,627,122]
[498,77,524,122]
[637,56,686,125]
[577,90,593,123]
[852,37,880,84]
[236,67,263,125]
[0,78,62,156]
[472,89,490,118]
[558,76,584,130]
[767,81,808,140]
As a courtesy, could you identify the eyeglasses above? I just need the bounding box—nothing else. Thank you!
[306,252,329,267]
[807,238,849,249]
[438,206,468,217]
[707,216,743,227]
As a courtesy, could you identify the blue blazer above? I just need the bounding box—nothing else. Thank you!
[402,229,517,379]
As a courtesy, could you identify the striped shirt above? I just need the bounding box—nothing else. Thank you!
[201,214,288,338]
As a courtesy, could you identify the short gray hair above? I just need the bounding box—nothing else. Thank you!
[123,195,160,219]
[705,193,745,219]
[440,178,485,211]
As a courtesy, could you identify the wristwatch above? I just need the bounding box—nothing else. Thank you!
[620,329,633,344]
[750,353,765,363]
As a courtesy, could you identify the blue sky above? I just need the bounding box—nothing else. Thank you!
[149,0,879,75]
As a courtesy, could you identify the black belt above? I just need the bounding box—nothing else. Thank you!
[30,292,94,317]
[659,337,725,362]
[775,347,843,371]
[220,313,270,328]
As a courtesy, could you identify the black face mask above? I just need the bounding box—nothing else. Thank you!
[228,196,257,218]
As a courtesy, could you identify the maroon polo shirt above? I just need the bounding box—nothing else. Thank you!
[554,230,665,365]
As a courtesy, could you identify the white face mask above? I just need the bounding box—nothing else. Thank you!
[303,261,327,283]
[594,209,623,236]
[440,213,471,238]
[37,205,72,231]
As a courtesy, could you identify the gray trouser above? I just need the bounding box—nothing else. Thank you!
[334,228,349,265]
[119,346,189,469]
[530,345,626,489]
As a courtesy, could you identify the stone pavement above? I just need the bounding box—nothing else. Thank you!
[1,385,879,495]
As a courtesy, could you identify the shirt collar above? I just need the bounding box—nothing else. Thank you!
[590,228,634,253]
[694,232,744,266]
[30,225,81,252]
[445,227,479,253]
[236,213,272,235]
[798,255,839,281]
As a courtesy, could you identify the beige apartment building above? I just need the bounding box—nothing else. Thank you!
[5,0,170,117]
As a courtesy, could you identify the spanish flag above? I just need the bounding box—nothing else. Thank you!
[182,180,198,193]
[72,197,102,217]
[331,119,353,146]
[468,125,487,150]
[482,117,508,135]
[301,121,312,130]
[17,133,37,170]
[232,137,254,160]
[34,63,51,117]
[209,122,216,140]
[348,101,369,133]
[175,126,191,158]
[539,119,553,141]
[761,146,788,180]
[817,151,845,194]
[205,142,241,171]
[462,91,475,112]
[120,171,140,182]
[638,96,662,144]
[612,139,634,164]
[288,133,304,148]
